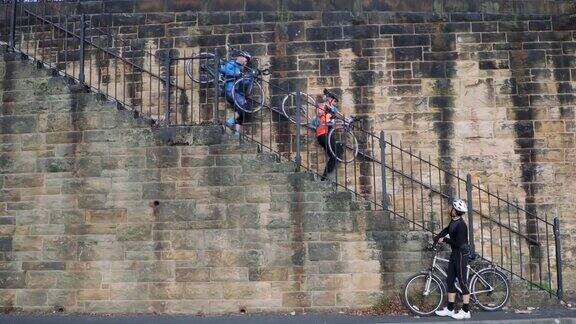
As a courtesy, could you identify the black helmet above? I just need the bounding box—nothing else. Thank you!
[236,50,252,62]
[323,88,339,102]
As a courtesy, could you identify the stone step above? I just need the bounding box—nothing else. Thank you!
[236,172,292,186]
[1,51,28,62]
[208,142,260,155]
[0,76,56,90]
[1,59,56,79]
[1,86,86,101]
[242,156,296,175]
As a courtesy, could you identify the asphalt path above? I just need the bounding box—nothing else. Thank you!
[1,308,575,324]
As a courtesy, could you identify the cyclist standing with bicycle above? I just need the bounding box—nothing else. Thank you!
[433,198,472,320]
[221,50,252,134]
[316,89,343,181]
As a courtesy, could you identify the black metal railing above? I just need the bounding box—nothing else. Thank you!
[2,0,564,300]
[6,5,180,123]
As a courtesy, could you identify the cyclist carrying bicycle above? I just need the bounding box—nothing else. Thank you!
[221,50,252,133]
[316,89,343,180]
[433,198,472,320]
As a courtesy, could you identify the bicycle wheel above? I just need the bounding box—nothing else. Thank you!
[233,78,264,113]
[185,52,218,84]
[281,91,316,125]
[328,126,358,163]
[470,268,510,311]
[404,273,446,316]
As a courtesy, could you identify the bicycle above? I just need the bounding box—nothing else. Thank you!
[232,67,269,114]
[327,115,359,164]
[281,91,317,125]
[184,46,268,113]
[184,52,219,84]
[403,243,510,316]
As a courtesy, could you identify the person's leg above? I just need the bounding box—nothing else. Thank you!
[452,251,471,318]
[233,92,248,133]
[326,133,338,174]
[317,134,329,177]
[436,257,457,316]
[225,91,237,129]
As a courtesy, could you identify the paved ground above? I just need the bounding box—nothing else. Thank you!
[1,308,575,324]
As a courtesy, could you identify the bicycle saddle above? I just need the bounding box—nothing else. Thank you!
[467,252,479,261]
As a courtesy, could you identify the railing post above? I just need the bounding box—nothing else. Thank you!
[212,49,219,124]
[9,0,17,52]
[78,14,86,84]
[553,217,564,300]
[379,131,388,211]
[295,90,302,172]
[466,174,475,252]
[164,52,171,126]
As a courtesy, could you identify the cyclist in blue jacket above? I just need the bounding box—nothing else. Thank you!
[221,50,252,134]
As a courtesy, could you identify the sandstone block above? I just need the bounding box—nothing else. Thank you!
[248,267,289,281]
[4,174,43,188]
[184,283,223,299]
[223,282,271,300]
[0,271,25,288]
[142,182,176,199]
[155,201,196,222]
[77,289,110,301]
[0,116,37,134]
[116,223,152,241]
[137,261,175,282]
[210,267,248,282]
[282,292,311,308]
[47,290,76,306]
[110,283,149,300]
[146,147,180,168]
[308,242,340,261]
[312,291,336,306]
[86,209,127,223]
[175,268,210,282]
[17,290,47,307]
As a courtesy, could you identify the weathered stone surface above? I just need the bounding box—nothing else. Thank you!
[86,209,127,223]
[308,242,340,261]
[0,271,25,288]
[1,18,573,314]
[16,290,47,306]
[116,223,152,241]
[0,116,37,134]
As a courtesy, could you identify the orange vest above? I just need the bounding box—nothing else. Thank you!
[316,103,332,137]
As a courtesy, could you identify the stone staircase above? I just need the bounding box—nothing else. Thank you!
[0,48,436,314]
[0,46,556,314]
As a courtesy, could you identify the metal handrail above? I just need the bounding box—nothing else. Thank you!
[22,9,186,93]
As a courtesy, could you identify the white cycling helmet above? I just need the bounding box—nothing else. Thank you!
[452,198,468,213]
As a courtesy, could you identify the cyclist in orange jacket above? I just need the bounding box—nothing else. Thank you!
[316,89,343,180]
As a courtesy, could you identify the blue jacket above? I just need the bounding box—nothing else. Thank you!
[219,60,242,93]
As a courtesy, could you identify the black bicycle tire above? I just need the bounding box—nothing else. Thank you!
[404,273,446,316]
[233,78,264,113]
[470,268,510,311]
[327,127,359,164]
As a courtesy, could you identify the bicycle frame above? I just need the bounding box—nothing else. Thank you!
[427,252,496,297]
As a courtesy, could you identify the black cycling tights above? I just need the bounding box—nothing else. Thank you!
[447,251,470,295]
[317,134,342,177]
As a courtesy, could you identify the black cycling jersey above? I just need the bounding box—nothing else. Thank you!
[434,217,471,295]
[433,217,468,252]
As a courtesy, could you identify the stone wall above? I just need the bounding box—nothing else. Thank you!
[0,0,574,301]
[0,51,440,313]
